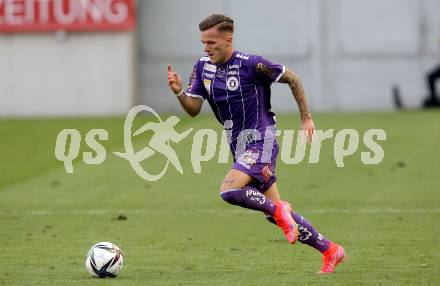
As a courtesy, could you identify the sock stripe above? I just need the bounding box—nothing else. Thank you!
[221,188,242,194]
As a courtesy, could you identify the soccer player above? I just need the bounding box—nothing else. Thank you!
[167,14,345,273]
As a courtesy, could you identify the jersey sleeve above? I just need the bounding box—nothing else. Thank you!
[186,61,208,100]
[249,55,286,84]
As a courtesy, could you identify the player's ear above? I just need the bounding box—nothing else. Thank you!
[226,33,233,43]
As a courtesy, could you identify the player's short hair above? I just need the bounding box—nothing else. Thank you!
[199,14,234,33]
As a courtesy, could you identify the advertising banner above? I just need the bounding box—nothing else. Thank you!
[0,0,136,32]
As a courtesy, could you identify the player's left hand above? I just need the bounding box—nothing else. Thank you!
[300,117,317,145]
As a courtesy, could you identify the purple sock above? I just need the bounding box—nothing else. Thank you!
[291,212,331,253]
[221,186,276,215]
[265,212,331,253]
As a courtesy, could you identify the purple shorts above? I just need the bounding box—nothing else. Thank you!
[232,141,279,193]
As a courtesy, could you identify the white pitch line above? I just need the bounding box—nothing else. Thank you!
[0,208,439,216]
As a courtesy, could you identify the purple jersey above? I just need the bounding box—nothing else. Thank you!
[187,51,285,155]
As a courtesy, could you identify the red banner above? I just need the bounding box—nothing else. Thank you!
[0,0,136,32]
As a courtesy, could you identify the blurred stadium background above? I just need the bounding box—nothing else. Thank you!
[1,1,440,285]
[1,0,440,117]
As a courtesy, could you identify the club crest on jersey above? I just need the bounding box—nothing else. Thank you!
[203,63,217,73]
[227,76,239,91]
[204,79,212,95]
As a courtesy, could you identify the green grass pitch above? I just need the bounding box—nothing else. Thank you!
[0,111,439,285]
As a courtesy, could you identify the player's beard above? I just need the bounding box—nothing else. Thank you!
[209,53,218,64]
[211,50,225,64]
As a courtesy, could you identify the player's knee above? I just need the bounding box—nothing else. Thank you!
[219,184,228,194]
[220,189,243,205]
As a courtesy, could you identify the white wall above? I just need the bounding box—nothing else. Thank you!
[1,0,439,116]
[0,32,135,117]
[138,0,440,112]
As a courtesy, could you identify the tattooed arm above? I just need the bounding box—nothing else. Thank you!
[255,62,315,142]
[278,69,311,120]
[279,68,316,143]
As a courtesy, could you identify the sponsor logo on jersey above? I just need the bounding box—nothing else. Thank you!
[217,68,226,77]
[227,70,238,76]
[226,76,239,91]
[203,79,212,95]
[228,64,239,69]
[203,63,217,73]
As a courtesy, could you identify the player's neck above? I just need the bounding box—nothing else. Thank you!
[218,49,234,65]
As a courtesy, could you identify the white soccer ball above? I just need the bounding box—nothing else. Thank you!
[85,242,124,278]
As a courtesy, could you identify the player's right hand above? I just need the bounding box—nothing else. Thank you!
[167,64,183,95]
[300,117,317,145]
